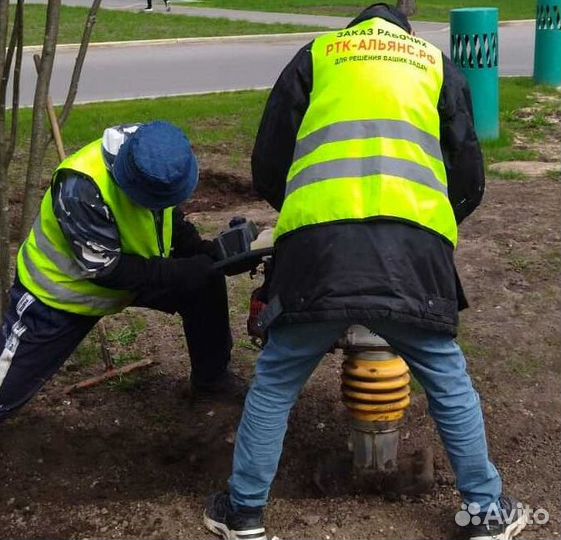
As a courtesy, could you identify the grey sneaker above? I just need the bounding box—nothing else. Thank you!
[164,0,171,11]
[204,492,266,540]
[464,495,529,540]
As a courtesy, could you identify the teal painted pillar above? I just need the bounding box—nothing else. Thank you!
[534,0,561,85]
[450,8,499,141]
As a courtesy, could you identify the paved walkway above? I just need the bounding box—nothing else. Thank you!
[25,0,447,32]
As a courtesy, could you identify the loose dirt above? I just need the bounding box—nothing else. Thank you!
[489,161,561,178]
[1,168,560,539]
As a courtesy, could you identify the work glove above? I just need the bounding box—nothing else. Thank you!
[200,239,223,261]
[172,209,222,260]
[164,254,221,294]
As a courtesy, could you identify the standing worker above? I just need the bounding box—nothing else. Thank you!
[204,4,527,540]
[0,121,244,423]
[143,0,170,13]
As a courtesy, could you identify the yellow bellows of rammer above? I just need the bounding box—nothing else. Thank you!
[341,354,411,423]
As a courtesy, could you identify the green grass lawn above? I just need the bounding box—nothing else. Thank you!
[186,0,535,21]
[411,0,534,21]
[16,91,268,170]
[13,78,554,173]
[59,91,267,160]
[482,78,560,166]
[10,5,321,46]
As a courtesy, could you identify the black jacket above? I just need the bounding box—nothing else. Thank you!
[50,172,218,296]
[252,4,485,336]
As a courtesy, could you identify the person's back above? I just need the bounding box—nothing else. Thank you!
[204,5,527,540]
[258,6,477,337]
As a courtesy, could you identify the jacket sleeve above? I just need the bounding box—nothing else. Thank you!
[52,171,122,278]
[52,175,219,293]
[92,208,220,292]
[438,55,485,224]
[251,42,313,211]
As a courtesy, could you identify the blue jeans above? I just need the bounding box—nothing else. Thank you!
[229,320,502,511]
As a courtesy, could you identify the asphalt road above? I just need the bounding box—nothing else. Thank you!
[15,20,534,107]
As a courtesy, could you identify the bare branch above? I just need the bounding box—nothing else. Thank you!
[7,0,24,164]
[19,0,61,242]
[0,0,9,140]
[58,0,102,128]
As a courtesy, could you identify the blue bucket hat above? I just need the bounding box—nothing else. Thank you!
[112,121,199,210]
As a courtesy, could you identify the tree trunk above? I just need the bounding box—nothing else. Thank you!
[0,156,8,319]
[19,0,101,241]
[0,0,98,319]
[0,0,23,319]
[19,0,61,243]
[0,0,9,320]
[0,161,9,320]
[396,0,417,17]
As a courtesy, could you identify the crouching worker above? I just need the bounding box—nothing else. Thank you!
[0,121,243,422]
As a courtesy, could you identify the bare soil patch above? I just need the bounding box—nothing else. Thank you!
[489,161,561,178]
[184,169,260,213]
[1,174,559,540]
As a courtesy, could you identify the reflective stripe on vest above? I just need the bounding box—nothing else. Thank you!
[30,218,87,279]
[286,156,447,198]
[292,119,443,162]
[274,18,458,247]
[20,244,121,312]
[17,140,173,316]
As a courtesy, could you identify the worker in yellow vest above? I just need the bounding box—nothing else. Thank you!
[203,5,527,540]
[0,121,243,422]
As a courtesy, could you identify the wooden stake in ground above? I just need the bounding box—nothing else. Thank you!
[32,54,64,161]
[63,359,155,394]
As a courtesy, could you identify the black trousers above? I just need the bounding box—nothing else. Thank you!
[0,274,232,422]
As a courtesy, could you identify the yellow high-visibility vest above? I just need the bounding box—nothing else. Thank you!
[17,139,173,316]
[274,17,458,247]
